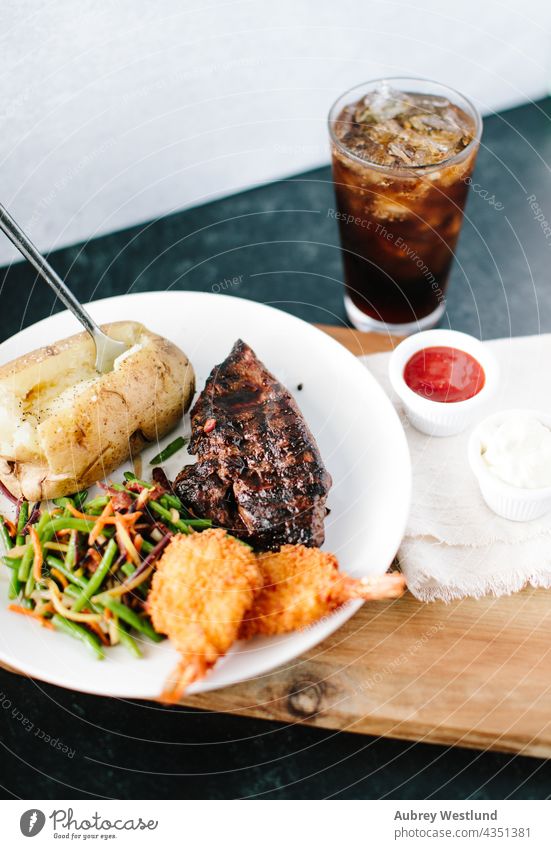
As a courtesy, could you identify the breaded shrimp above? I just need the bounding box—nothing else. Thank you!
[147,528,260,701]
[239,544,405,639]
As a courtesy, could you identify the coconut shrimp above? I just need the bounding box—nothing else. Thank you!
[239,544,405,639]
[147,529,261,701]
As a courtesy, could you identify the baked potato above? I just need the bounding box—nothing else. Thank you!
[0,320,195,501]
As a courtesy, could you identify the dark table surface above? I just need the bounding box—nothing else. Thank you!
[1,97,551,800]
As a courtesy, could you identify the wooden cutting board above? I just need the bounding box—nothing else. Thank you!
[182,325,551,759]
[2,325,550,758]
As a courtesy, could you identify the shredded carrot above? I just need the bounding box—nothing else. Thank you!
[4,518,16,537]
[88,501,114,545]
[8,604,54,629]
[50,567,68,588]
[134,533,143,553]
[66,501,142,527]
[65,503,99,521]
[30,526,42,582]
[114,518,141,566]
[104,607,113,621]
[113,511,142,525]
[86,620,110,646]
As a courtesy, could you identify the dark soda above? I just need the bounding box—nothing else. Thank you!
[329,80,481,332]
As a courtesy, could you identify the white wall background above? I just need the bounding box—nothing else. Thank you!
[0,0,549,265]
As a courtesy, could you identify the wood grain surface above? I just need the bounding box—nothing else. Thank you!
[3,325,551,758]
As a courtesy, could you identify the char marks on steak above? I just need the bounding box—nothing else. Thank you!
[174,340,331,550]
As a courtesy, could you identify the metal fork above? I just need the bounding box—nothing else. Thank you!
[0,203,127,373]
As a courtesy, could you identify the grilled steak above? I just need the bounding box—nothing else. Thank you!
[174,340,331,550]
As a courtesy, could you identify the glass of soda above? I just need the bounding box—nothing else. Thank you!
[328,77,482,334]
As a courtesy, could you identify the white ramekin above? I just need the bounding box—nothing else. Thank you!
[388,329,499,437]
[468,409,551,522]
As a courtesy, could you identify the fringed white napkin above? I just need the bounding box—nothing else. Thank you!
[362,334,551,602]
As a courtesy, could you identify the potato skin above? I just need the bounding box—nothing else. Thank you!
[0,321,195,500]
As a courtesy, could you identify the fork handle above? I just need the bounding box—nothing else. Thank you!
[0,202,99,338]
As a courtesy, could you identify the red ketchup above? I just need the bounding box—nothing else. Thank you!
[403,346,485,403]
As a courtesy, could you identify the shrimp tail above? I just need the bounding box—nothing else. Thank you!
[330,571,406,604]
[160,656,210,704]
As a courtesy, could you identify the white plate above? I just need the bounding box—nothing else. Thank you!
[0,291,411,699]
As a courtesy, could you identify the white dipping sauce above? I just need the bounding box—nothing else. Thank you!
[481,414,551,489]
